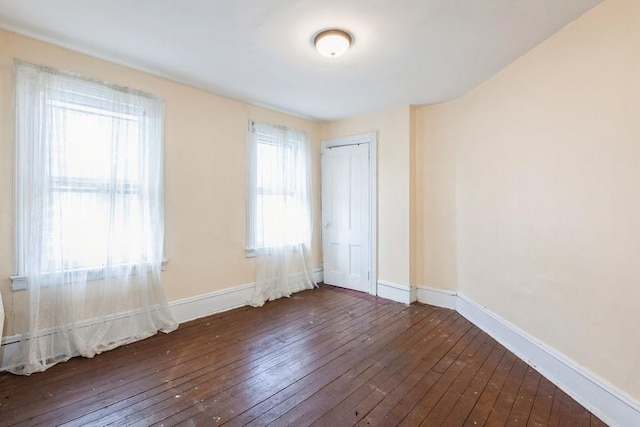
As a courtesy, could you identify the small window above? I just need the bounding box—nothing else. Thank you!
[247,121,311,254]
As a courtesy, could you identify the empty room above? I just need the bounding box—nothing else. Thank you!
[0,0,638,425]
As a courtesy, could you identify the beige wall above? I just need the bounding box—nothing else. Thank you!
[0,29,322,336]
[322,107,412,288]
[417,0,640,401]
[414,104,458,290]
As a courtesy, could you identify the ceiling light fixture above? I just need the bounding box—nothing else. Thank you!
[314,29,352,58]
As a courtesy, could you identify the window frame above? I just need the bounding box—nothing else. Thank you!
[246,121,307,256]
[12,63,167,290]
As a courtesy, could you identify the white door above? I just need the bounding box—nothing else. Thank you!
[322,143,370,293]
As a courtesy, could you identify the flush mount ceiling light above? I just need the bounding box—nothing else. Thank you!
[314,29,353,58]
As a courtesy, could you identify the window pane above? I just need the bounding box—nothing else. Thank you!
[256,141,296,192]
[256,141,279,191]
[50,103,140,184]
[249,123,308,251]
[46,102,144,268]
[256,194,305,248]
[50,190,143,269]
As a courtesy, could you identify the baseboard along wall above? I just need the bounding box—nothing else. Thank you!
[376,280,413,304]
[0,267,324,371]
[416,285,640,427]
[2,269,637,426]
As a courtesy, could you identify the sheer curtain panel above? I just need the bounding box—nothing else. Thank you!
[10,60,177,375]
[248,121,315,306]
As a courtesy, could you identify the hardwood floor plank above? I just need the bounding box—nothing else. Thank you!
[371,326,480,426]
[0,286,606,427]
[527,376,556,427]
[358,326,484,427]
[439,343,507,426]
[591,413,609,426]
[314,313,474,426]
[61,291,393,426]
[483,357,529,426]
[2,286,345,403]
[506,366,542,426]
[397,330,491,426]
[232,306,441,427]
[353,324,488,427]
[548,386,564,427]
[418,337,499,426]
[147,303,441,426]
[462,349,518,426]
[1,291,322,394]
[563,388,592,427]
[268,310,463,426]
[555,389,578,426]
[5,288,358,425]
[100,294,408,427]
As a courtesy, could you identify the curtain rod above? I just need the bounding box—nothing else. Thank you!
[13,58,163,102]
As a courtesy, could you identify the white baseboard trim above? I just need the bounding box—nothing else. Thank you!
[416,285,458,310]
[169,282,256,324]
[0,334,20,371]
[313,267,324,284]
[124,266,322,325]
[1,301,186,371]
[4,273,635,425]
[456,293,640,427]
[410,286,418,303]
[1,266,324,370]
[377,280,413,304]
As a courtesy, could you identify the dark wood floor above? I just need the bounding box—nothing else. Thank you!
[0,285,606,426]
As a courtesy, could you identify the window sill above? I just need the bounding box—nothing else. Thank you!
[245,244,306,258]
[11,259,169,291]
[245,249,259,258]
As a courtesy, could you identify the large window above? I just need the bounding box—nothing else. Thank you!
[247,121,311,254]
[13,61,165,284]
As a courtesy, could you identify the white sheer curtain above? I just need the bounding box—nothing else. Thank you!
[248,121,315,306]
[10,60,177,375]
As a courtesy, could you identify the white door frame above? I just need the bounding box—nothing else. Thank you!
[321,131,377,295]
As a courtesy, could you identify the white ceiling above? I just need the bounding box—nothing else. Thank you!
[0,0,601,121]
